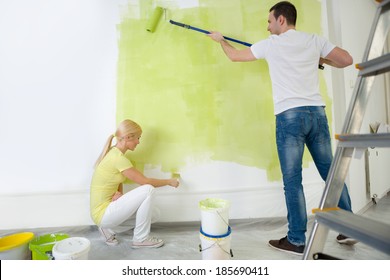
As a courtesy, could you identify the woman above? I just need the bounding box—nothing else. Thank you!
[90,119,179,248]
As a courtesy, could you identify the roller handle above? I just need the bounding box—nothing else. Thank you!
[170,20,323,69]
[169,20,252,47]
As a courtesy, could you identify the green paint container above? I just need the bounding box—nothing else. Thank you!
[29,233,69,260]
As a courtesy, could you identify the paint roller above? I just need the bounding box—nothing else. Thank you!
[146,6,251,47]
[146,7,164,33]
[148,9,325,70]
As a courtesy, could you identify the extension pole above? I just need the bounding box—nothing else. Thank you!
[170,20,324,69]
[169,20,252,47]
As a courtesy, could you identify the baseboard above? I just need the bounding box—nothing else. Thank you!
[0,190,93,230]
[0,182,326,230]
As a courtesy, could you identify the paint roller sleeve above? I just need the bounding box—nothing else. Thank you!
[146,7,163,33]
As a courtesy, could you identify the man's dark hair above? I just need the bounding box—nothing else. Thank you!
[269,1,297,26]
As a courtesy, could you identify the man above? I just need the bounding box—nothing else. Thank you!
[207,1,356,255]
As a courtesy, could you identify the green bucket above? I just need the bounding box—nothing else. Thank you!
[29,233,69,260]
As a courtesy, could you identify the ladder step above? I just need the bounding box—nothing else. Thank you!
[336,133,390,148]
[315,209,390,255]
[356,53,390,77]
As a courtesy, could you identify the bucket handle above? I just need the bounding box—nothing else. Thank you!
[199,243,233,257]
[216,210,229,227]
[46,251,55,260]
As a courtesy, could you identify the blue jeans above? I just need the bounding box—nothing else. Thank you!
[276,106,352,246]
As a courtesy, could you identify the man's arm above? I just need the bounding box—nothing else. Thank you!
[321,47,353,68]
[207,31,256,62]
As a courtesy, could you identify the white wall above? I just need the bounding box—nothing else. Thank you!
[0,0,120,229]
[0,0,383,230]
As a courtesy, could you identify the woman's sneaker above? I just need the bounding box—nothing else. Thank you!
[99,227,119,246]
[132,237,164,249]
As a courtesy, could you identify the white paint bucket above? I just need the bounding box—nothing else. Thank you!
[199,198,230,236]
[199,226,232,260]
[52,237,90,260]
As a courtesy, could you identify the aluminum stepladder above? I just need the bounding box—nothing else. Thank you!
[303,0,390,260]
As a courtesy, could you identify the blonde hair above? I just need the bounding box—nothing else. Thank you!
[94,119,142,168]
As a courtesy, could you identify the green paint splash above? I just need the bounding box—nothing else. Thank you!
[116,0,328,181]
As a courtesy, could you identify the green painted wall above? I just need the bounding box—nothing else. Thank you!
[116,0,331,181]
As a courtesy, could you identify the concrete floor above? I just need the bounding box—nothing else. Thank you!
[2,193,389,260]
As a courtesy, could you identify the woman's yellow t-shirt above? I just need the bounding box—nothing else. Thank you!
[90,147,133,225]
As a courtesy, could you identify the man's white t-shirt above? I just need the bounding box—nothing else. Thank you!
[250,29,335,115]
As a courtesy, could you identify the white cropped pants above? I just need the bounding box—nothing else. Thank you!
[99,184,159,242]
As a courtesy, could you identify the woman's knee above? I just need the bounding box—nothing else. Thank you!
[140,184,155,195]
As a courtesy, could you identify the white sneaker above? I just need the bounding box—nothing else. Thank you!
[98,227,119,246]
[132,237,164,249]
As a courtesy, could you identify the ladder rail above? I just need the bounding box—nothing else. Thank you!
[341,2,389,134]
[341,3,389,135]
[319,73,377,210]
[364,0,390,62]
[303,221,329,260]
[343,75,377,134]
[319,147,353,209]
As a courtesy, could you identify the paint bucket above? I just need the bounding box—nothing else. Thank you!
[29,233,70,260]
[199,226,233,260]
[0,232,35,260]
[199,198,230,236]
[52,237,90,260]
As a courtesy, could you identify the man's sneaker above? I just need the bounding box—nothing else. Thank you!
[268,236,305,255]
[98,227,119,246]
[336,234,358,245]
[132,237,164,249]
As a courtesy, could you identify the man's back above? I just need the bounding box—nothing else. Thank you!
[250,29,335,114]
